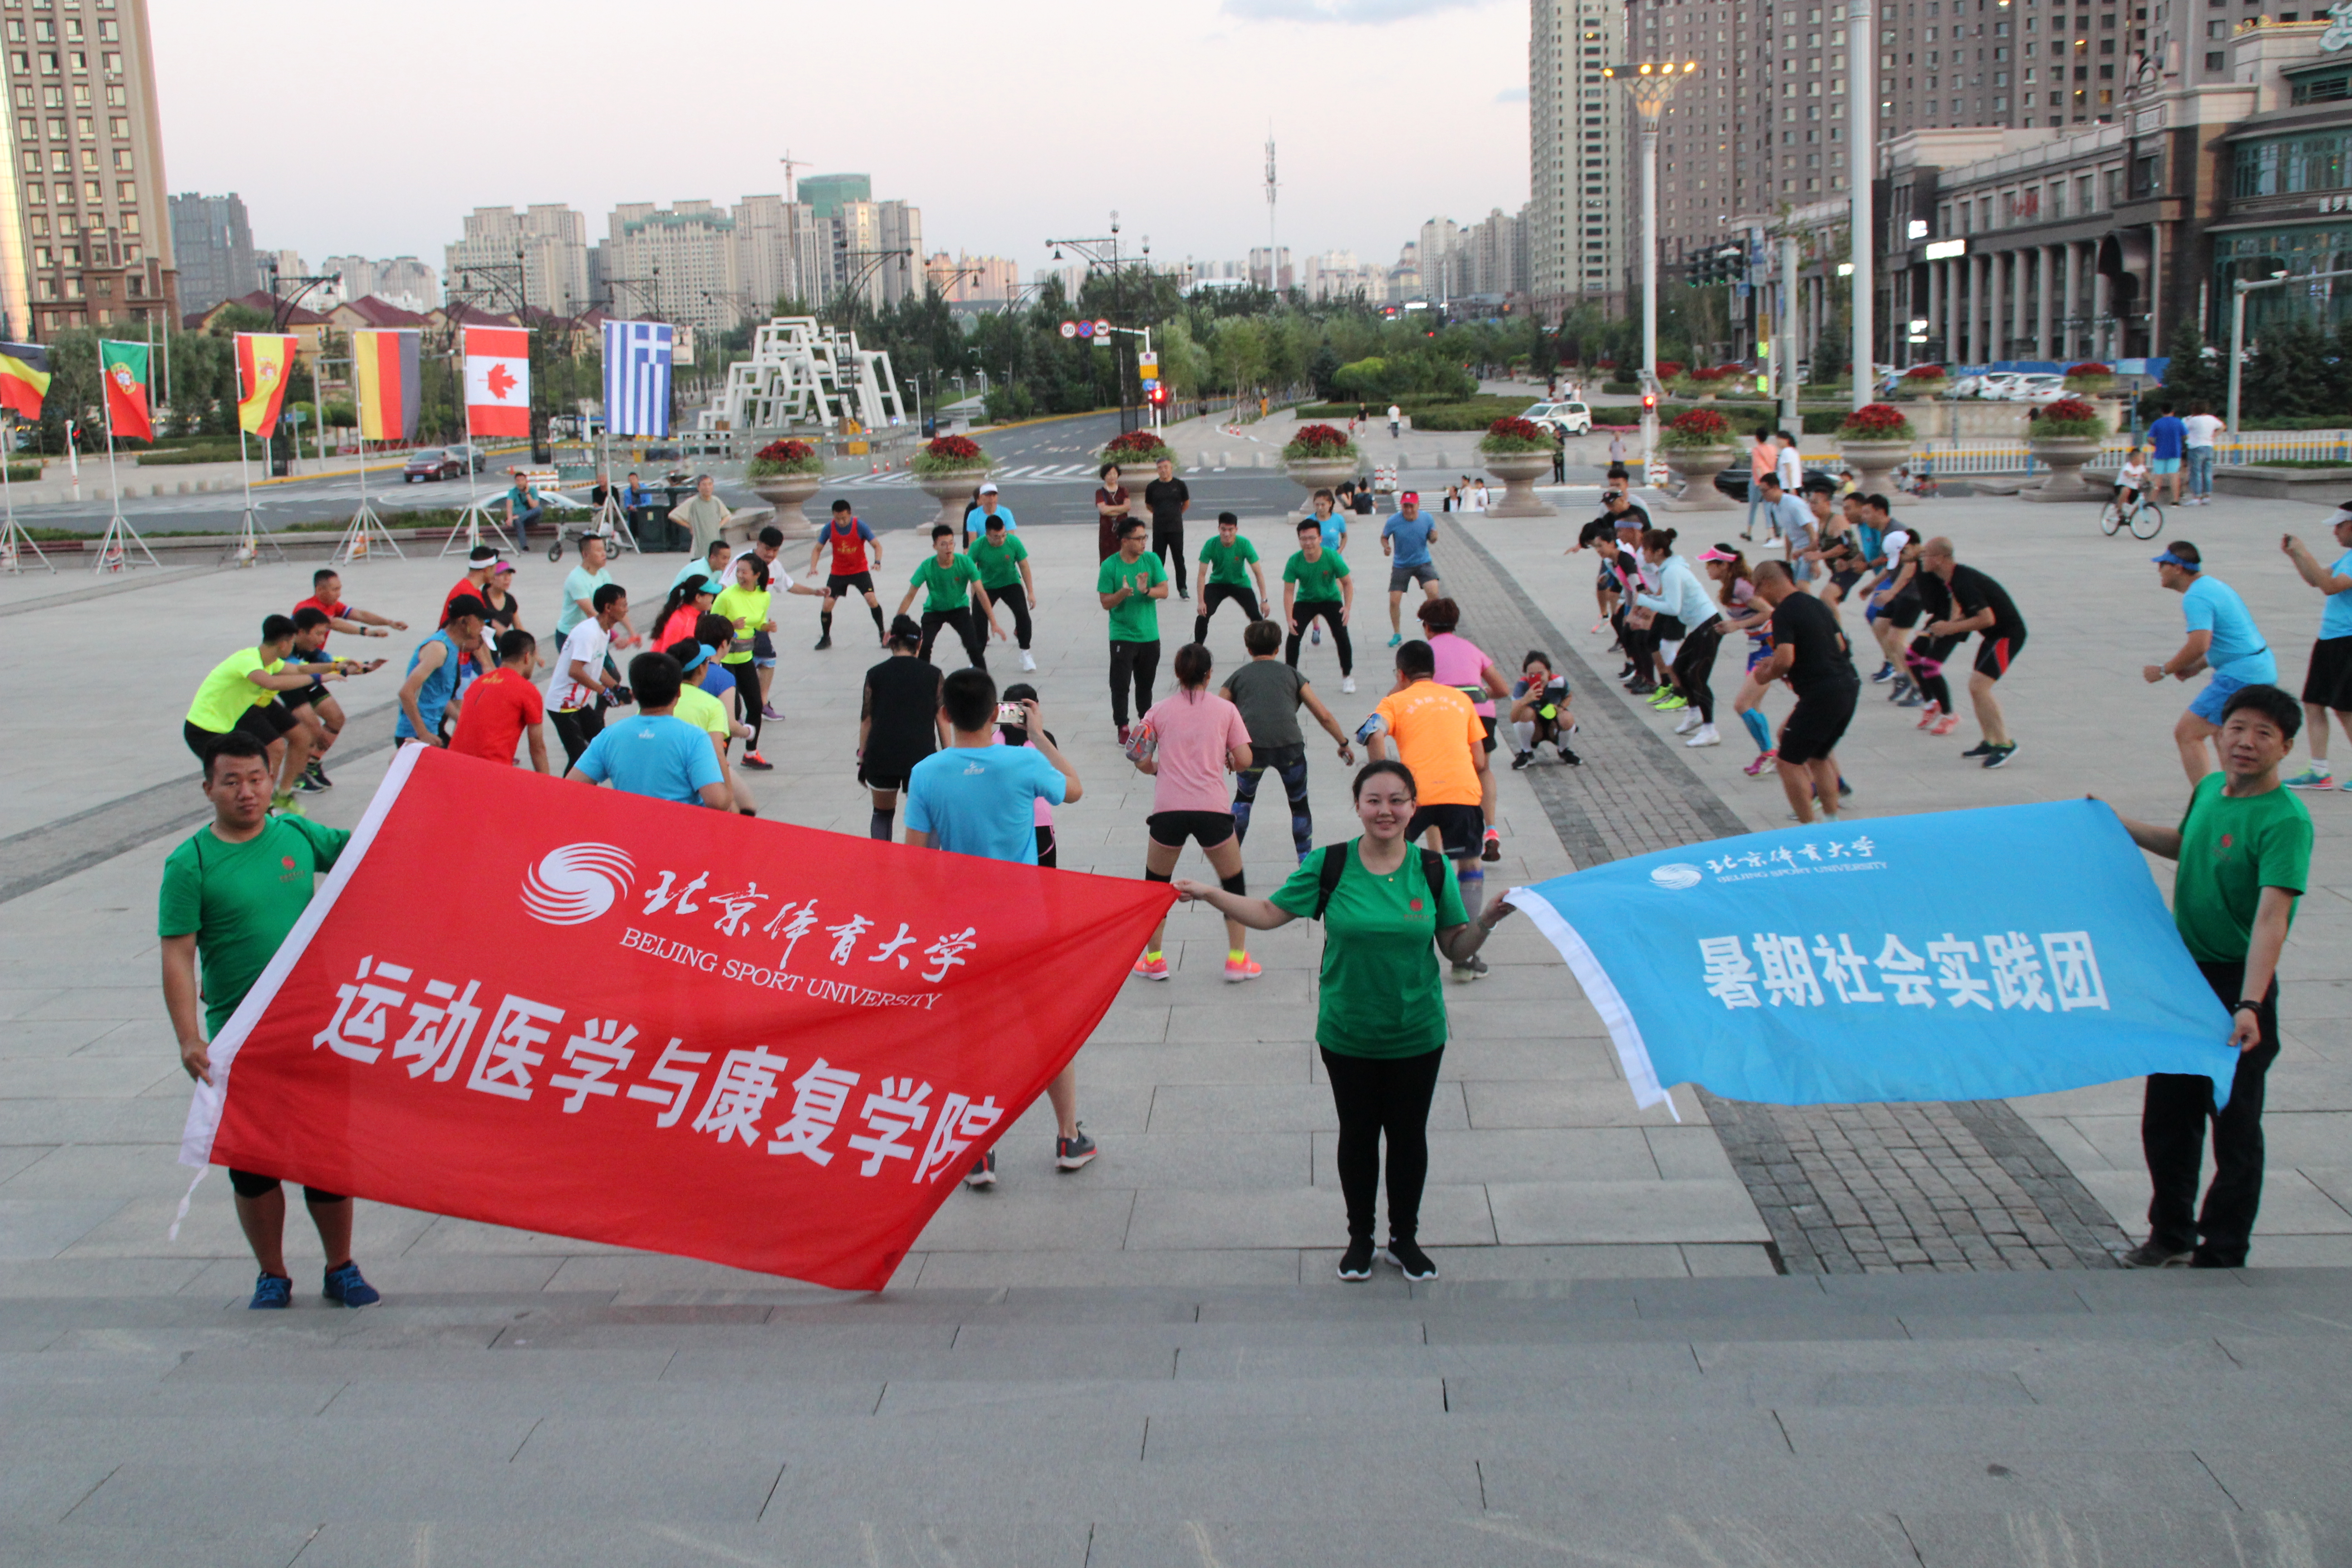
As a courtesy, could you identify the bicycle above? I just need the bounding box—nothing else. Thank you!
[2099,491,2164,540]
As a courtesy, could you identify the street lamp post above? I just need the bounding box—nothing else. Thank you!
[1849,0,1876,411]
[2227,266,2352,435]
[1604,59,1700,469]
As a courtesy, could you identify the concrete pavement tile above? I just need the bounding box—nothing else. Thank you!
[1143,1081,1468,1133]
[873,1374,1442,1419]
[403,1216,635,1258]
[1159,1002,1321,1043]
[1333,1127,1658,1186]
[0,1258,209,1297]
[0,1097,186,1147]
[2188,1449,2352,1512]
[1485,1179,1769,1245]
[1462,1078,1700,1127]
[2076,1166,2352,1236]
[912,1185,1137,1252]
[1124,1181,1495,1250]
[1088,1513,1923,1568]
[911,1249,1302,1290]
[0,1524,328,1566]
[1682,1243,1781,1276]
[321,1377,884,1422]
[1074,1042,1312,1087]
[1777,1401,2336,1454]
[161,1347,681,1383]
[1333,1242,1693,1281]
[0,1019,137,1060]
[0,1057,181,1100]
[1426,1036,1623,1080]
[0,1200,124,1260]
[1901,1508,2352,1568]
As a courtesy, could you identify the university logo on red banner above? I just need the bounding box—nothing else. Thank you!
[180,747,1173,1290]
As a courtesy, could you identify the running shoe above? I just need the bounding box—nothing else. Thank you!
[1929,712,1960,736]
[1674,710,1701,735]
[293,769,328,794]
[1055,1128,1098,1171]
[1914,703,1943,730]
[322,1261,380,1308]
[2119,1239,2190,1268]
[1870,662,1896,684]
[1685,725,1721,747]
[2341,776,2352,792]
[1383,1237,1439,1281]
[1511,750,1535,770]
[1224,954,1263,984]
[1982,743,2019,769]
[1020,652,1036,672]
[1131,954,1171,982]
[1311,624,1323,644]
[2283,765,2336,791]
[1177,589,1191,602]
[1557,746,1583,766]
[1337,1239,1376,1281]
[1387,632,1402,647]
[1618,661,1639,680]
[1655,693,1689,712]
[1836,778,1853,799]
[1960,741,1994,759]
[1627,680,1658,696]
[964,1151,997,1189]
[1895,691,1928,708]
[1450,954,1490,983]
[1743,750,1778,777]
[762,702,783,720]
[1888,676,1913,702]
[1342,677,1357,694]
[270,790,305,818]
[1480,828,1502,862]
[249,1273,293,1310]
[305,761,333,790]
[813,635,832,651]
[741,751,774,771]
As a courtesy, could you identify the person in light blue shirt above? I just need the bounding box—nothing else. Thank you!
[1380,492,1443,647]
[672,538,733,594]
[2149,543,2277,782]
[962,482,1016,547]
[567,652,728,807]
[2280,509,2352,789]
[1756,474,1815,580]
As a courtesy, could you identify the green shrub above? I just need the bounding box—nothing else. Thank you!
[136,445,245,466]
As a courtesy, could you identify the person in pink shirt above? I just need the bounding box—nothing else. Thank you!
[1743,428,1779,544]
[1418,598,1511,862]
[1128,643,1257,983]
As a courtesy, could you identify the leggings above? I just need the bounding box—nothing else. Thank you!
[1193,582,1262,644]
[551,704,604,770]
[1232,744,1312,859]
[1321,1045,1445,1244]
[985,584,1032,650]
[1153,519,1188,594]
[1108,638,1161,725]
[1905,633,1964,713]
[921,607,985,670]
[1285,601,1353,675]
[1670,615,1725,723]
[718,663,764,751]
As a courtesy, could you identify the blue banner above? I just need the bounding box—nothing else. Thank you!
[1506,801,2238,1118]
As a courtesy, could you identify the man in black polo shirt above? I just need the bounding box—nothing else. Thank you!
[1143,456,1192,602]
[1916,536,2028,768]
[1750,559,1858,824]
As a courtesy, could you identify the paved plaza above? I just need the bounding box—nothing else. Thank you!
[0,451,2348,1563]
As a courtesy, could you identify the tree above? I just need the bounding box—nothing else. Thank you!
[2158,317,2223,415]
[2249,318,2331,420]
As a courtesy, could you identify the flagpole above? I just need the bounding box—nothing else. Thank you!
[222,339,283,568]
[0,411,54,574]
[90,345,157,573]
[336,341,401,565]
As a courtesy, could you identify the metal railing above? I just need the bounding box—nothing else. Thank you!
[1813,433,2352,475]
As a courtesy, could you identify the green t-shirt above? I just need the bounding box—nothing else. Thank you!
[2171,772,2312,963]
[1269,839,1467,1058]
[158,817,351,1036]
[186,648,281,734]
[969,534,1029,592]
[1283,549,1351,605]
[1098,550,1168,642]
[1198,534,1260,587]
[911,554,982,613]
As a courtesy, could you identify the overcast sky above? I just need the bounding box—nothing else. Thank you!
[150,0,1531,286]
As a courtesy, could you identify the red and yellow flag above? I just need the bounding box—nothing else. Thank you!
[235,334,299,437]
[99,339,152,443]
[0,341,51,421]
[353,330,420,442]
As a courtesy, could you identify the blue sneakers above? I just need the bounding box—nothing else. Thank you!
[248,1273,292,1309]
[322,1260,380,1308]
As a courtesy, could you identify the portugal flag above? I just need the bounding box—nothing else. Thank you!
[235,333,299,436]
[0,341,51,421]
[463,326,529,438]
[99,339,152,443]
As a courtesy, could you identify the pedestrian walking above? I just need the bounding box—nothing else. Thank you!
[2182,405,2224,506]
[1387,402,1402,440]
[670,475,735,561]
[2148,405,2189,506]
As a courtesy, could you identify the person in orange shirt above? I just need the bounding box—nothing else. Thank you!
[1358,638,1494,981]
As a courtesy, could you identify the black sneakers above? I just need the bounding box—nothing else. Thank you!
[1982,743,2019,769]
[1337,1239,1375,1281]
[1383,1238,1439,1280]
[2120,1239,2191,1268]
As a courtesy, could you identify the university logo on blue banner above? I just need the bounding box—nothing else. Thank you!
[1505,801,2239,1119]
[603,319,673,438]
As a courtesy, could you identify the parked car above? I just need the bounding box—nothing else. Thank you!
[444,443,489,474]
[2002,373,2068,402]
[402,448,459,483]
[1517,401,1593,436]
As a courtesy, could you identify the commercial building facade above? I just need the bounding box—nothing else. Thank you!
[168,191,248,318]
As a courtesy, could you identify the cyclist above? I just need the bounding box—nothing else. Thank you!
[2113,445,2151,517]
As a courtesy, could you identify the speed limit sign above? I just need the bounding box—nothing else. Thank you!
[1058,320,1078,339]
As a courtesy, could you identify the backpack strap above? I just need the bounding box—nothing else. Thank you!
[1417,849,1447,916]
[1313,840,1350,920]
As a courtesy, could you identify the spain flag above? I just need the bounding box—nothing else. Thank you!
[235,333,299,436]
[0,341,50,421]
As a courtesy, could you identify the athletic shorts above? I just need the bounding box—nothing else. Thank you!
[1388,562,1440,593]
[1478,714,1498,754]
[227,1168,345,1203]
[2303,636,2352,711]
[826,571,876,598]
[1881,588,1923,630]
[1406,802,1484,858]
[2190,671,2255,725]
[1597,563,1619,593]
[1974,630,2026,681]
[858,764,910,792]
[1831,568,1862,595]
[1745,640,1774,674]
[1777,680,1859,765]
[1147,809,1236,849]
[182,705,293,761]
[2149,457,2182,475]
[753,630,775,667]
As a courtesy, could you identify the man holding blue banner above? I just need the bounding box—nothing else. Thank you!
[2105,683,2311,1269]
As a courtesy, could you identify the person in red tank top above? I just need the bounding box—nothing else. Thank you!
[808,499,887,651]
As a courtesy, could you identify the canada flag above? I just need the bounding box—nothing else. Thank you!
[463,326,530,437]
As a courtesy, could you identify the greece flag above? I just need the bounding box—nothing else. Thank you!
[603,319,673,437]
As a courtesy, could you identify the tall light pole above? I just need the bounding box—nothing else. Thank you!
[1605,59,1700,466]
[1849,0,1877,408]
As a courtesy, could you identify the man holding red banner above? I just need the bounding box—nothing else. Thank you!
[162,732,381,1310]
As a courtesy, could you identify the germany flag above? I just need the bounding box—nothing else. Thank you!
[0,342,50,421]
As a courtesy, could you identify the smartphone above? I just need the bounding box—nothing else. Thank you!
[997,701,1026,725]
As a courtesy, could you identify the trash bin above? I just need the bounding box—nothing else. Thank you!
[268,450,290,478]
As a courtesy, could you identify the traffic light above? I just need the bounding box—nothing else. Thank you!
[1147,385,1168,407]
[1641,392,1658,414]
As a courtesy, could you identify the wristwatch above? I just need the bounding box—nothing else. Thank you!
[2233,1000,2263,1015]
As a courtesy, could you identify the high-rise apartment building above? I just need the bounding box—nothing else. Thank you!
[1530,0,1629,318]
[833,197,922,311]
[925,251,1021,303]
[1247,245,1293,290]
[1,0,177,339]
[318,254,438,313]
[168,191,249,317]
[445,204,590,317]
[604,200,740,336]
[734,194,830,314]
[797,173,871,221]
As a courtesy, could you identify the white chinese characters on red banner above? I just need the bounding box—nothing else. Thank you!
[185,747,1173,1291]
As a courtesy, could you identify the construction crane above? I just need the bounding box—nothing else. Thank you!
[778,150,813,204]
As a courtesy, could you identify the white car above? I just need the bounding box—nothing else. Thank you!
[1965,373,2025,400]
[2001,373,2068,402]
[1519,401,1593,436]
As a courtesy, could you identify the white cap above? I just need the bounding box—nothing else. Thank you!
[979,481,999,494]
[1882,529,1911,555]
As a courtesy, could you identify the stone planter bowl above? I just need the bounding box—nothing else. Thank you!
[2022,435,2108,503]
[1284,456,1361,511]
[748,471,822,539]
[1836,437,1914,502]
[1478,448,1556,518]
[1657,443,1738,512]
[914,469,990,531]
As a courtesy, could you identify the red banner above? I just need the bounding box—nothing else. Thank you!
[180,746,1173,1290]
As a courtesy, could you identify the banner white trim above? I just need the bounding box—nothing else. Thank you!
[178,742,425,1169]
[1504,886,1678,1121]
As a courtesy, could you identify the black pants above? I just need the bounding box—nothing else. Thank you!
[1671,615,1725,723]
[1152,518,1187,594]
[1109,638,1160,725]
[1906,633,1965,713]
[1322,1045,1444,1244]
[552,704,604,770]
[921,608,985,670]
[1233,743,1311,859]
[2143,962,2280,1267]
[985,584,1032,650]
[1194,582,1262,644]
[1285,600,1352,676]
